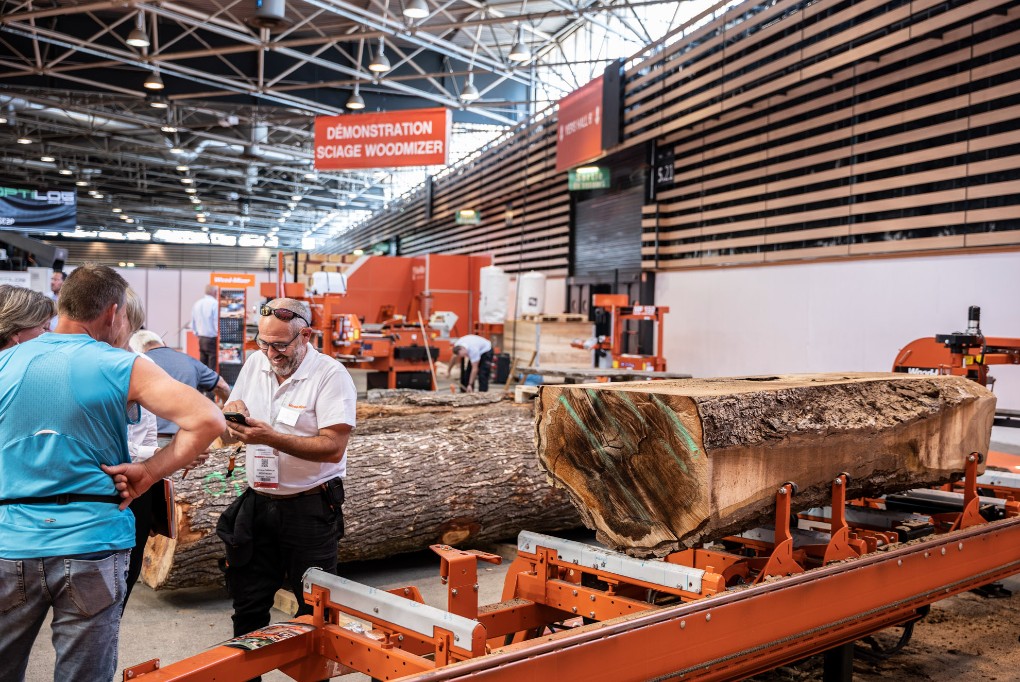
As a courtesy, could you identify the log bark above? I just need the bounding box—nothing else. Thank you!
[534,373,995,557]
[142,395,581,590]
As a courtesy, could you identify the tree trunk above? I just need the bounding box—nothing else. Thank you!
[142,397,581,590]
[535,373,995,557]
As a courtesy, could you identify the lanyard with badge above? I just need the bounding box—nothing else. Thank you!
[250,404,302,489]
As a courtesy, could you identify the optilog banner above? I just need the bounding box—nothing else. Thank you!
[313,107,450,169]
[0,186,76,231]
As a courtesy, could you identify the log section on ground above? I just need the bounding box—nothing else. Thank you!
[535,373,995,557]
[142,393,581,590]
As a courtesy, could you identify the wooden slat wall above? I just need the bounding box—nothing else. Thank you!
[637,0,1020,268]
[327,0,1020,273]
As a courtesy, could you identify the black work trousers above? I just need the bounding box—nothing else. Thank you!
[198,335,217,371]
[224,485,344,638]
[123,487,155,611]
[460,349,493,392]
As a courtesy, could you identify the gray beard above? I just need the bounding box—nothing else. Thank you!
[270,345,305,377]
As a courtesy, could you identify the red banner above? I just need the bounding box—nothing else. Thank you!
[555,76,604,172]
[314,108,450,170]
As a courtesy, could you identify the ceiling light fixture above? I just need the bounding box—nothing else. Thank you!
[368,40,391,73]
[185,188,197,194]
[16,136,33,144]
[508,31,531,62]
[368,0,392,73]
[347,38,367,110]
[181,177,194,184]
[291,195,302,201]
[112,207,123,213]
[126,11,150,48]
[58,168,73,176]
[176,164,189,172]
[148,95,169,109]
[403,0,429,19]
[346,85,365,110]
[169,146,184,154]
[462,20,482,103]
[461,77,480,101]
[40,155,56,163]
[75,179,89,187]
[144,70,164,91]
[161,124,178,133]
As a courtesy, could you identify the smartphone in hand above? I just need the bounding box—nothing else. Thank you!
[224,411,249,426]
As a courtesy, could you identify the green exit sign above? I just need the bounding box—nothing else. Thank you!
[569,166,610,190]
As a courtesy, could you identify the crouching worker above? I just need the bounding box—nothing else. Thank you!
[0,264,226,682]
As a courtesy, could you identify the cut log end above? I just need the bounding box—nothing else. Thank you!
[536,373,995,557]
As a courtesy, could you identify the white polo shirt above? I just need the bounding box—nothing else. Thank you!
[454,334,492,363]
[227,344,357,495]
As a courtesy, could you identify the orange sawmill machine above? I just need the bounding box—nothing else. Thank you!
[262,253,492,390]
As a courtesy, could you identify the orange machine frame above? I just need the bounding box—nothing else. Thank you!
[125,453,1020,682]
[589,293,669,372]
[892,305,1020,386]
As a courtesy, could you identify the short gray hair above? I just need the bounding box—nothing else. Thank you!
[130,329,164,354]
[266,297,312,333]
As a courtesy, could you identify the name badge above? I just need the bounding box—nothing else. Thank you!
[277,406,302,427]
[250,444,279,489]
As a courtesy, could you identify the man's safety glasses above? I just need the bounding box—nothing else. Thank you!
[259,304,309,327]
[254,331,303,353]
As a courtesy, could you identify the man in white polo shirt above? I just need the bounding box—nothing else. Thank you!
[446,333,493,392]
[216,297,356,642]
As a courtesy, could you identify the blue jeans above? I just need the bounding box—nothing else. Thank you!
[0,550,130,682]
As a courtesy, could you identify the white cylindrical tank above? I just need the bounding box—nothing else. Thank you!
[517,271,546,316]
[478,265,509,323]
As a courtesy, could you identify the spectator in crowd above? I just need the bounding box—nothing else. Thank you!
[190,284,219,371]
[131,329,231,440]
[216,298,355,651]
[118,288,161,609]
[0,285,54,350]
[0,264,225,681]
[445,334,493,392]
[48,270,66,302]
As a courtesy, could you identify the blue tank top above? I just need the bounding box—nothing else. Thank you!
[0,334,137,558]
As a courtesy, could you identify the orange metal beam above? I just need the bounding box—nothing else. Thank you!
[394,517,1020,681]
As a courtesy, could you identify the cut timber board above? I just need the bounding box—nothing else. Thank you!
[535,373,995,556]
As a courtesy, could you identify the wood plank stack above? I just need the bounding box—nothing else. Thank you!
[534,373,995,557]
[502,318,595,368]
[142,393,581,590]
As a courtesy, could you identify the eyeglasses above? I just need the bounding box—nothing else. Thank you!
[259,304,309,327]
[254,331,303,353]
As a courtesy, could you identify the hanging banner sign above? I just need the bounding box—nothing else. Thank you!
[555,76,605,173]
[313,107,451,170]
[0,186,76,231]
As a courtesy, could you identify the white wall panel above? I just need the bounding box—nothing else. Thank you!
[656,252,1020,410]
[146,269,183,344]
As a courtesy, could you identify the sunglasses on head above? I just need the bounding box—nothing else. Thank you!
[259,304,309,327]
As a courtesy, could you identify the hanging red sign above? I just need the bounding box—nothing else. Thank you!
[314,107,451,170]
[555,76,604,172]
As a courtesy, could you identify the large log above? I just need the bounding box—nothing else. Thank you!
[142,395,581,590]
[534,373,995,557]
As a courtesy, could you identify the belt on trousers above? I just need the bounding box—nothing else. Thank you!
[252,487,322,500]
